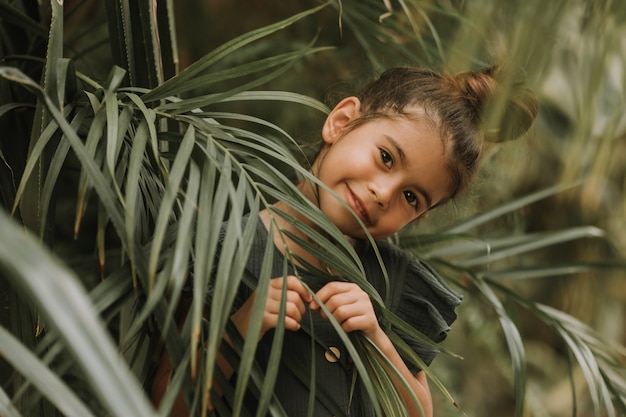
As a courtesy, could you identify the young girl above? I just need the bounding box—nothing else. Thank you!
[153,66,537,416]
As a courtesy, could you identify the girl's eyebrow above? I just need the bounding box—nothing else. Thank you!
[383,135,433,209]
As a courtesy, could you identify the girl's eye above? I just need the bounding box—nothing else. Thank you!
[380,149,393,168]
[404,191,419,209]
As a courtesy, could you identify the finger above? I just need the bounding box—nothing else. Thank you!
[321,292,359,314]
[285,299,306,323]
[268,276,311,302]
[315,291,376,331]
[265,294,307,322]
[267,291,307,320]
[283,316,302,331]
[269,281,309,318]
[311,282,342,310]
[340,316,378,333]
[285,275,312,303]
[321,286,371,316]
[262,313,301,332]
[314,303,363,328]
[286,291,307,317]
[315,281,359,303]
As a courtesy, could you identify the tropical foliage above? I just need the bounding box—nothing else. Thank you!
[1,0,625,416]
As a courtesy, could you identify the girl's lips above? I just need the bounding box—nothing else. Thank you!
[346,184,372,226]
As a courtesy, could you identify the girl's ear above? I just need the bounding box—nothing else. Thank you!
[322,96,361,144]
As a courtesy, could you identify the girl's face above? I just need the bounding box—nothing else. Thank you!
[312,97,451,240]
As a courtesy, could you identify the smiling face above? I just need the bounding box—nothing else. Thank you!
[309,97,452,240]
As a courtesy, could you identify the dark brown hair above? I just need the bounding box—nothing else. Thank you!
[348,66,538,200]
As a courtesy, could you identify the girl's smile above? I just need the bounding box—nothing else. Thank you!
[345,183,372,226]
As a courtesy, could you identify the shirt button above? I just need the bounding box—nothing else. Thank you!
[324,346,341,363]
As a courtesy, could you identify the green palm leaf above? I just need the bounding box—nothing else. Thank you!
[0,208,156,417]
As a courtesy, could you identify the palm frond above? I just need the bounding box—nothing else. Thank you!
[0,208,157,417]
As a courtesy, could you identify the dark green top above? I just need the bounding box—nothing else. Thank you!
[212,215,462,416]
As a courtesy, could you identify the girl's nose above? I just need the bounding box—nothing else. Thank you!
[370,180,395,209]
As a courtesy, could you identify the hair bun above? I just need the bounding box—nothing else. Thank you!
[453,66,538,143]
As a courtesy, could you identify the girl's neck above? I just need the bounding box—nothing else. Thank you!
[259,171,368,270]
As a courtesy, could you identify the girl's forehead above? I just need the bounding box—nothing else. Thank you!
[386,111,445,146]
[400,108,450,154]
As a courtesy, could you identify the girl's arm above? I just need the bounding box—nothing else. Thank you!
[312,281,433,417]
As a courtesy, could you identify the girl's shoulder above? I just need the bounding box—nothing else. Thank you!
[361,239,463,368]
[361,239,462,312]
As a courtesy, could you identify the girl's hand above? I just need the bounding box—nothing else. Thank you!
[310,282,381,340]
[232,275,312,340]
